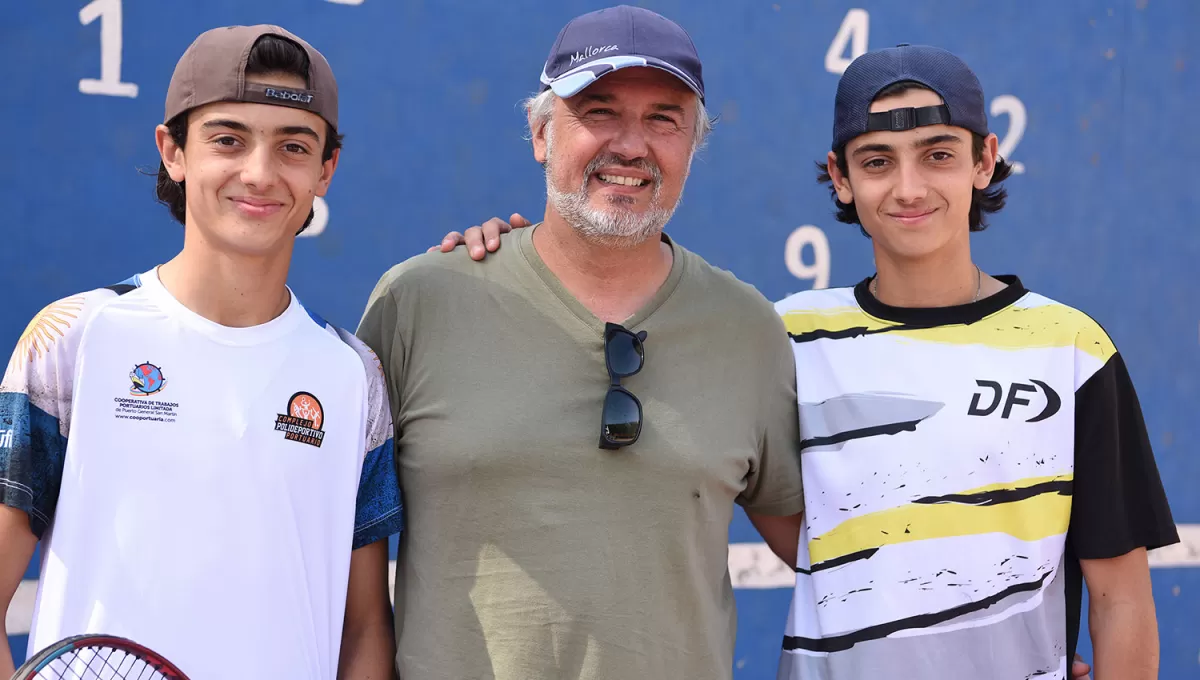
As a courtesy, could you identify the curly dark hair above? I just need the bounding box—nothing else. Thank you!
[155,35,344,233]
[816,81,1014,237]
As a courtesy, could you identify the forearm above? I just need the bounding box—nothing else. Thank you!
[337,617,396,680]
[1089,596,1159,679]
[1,630,16,678]
[747,512,802,568]
[338,540,397,680]
[0,506,38,678]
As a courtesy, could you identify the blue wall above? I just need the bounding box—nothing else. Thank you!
[3,1,1197,677]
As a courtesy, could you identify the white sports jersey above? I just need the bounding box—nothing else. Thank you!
[0,267,403,680]
[774,276,1177,680]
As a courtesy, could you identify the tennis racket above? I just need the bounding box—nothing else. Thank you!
[11,634,190,680]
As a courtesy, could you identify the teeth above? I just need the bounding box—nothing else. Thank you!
[598,174,648,187]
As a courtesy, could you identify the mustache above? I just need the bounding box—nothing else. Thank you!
[583,153,662,186]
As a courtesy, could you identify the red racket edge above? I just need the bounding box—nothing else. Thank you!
[11,634,191,680]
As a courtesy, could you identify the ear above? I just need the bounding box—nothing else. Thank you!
[531,111,549,164]
[828,150,854,204]
[156,124,186,183]
[314,146,340,198]
[974,133,1000,190]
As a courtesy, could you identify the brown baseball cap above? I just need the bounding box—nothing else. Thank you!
[163,25,338,130]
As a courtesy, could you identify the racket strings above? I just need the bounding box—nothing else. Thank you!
[31,646,172,680]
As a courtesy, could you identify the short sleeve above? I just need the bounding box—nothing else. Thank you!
[337,328,404,550]
[0,295,93,538]
[1069,351,1179,559]
[737,313,805,516]
[355,270,406,426]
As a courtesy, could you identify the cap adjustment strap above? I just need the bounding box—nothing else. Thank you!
[866,104,951,133]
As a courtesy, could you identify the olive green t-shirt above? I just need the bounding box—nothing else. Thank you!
[356,225,804,680]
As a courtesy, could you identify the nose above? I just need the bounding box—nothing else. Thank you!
[892,159,929,204]
[607,119,650,161]
[239,143,278,191]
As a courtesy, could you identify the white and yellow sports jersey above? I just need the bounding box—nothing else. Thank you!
[775,276,1177,680]
[0,267,403,680]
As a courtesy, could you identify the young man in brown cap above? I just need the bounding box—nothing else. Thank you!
[0,26,401,679]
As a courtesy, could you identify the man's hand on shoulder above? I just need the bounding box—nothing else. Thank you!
[429,213,533,261]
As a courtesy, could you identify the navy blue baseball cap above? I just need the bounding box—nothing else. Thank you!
[539,5,705,103]
[832,44,988,150]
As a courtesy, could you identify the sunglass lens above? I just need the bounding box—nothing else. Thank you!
[602,389,641,445]
[606,328,644,377]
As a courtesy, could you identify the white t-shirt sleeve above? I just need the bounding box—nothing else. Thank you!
[335,328,403,550]
[0,289,113,537]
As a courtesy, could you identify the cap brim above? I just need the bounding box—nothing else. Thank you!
[541,55,703,101]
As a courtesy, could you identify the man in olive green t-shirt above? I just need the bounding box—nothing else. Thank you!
[356,7,803,679]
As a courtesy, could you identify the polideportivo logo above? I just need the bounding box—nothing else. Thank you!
[275,391,325,447]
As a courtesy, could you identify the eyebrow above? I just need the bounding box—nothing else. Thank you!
[277,125,321,142]
[201,119,251,133]
[913,134,964,148]
[851,133,966,157]
[200,119,320,142]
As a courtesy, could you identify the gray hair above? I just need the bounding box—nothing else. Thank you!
[522,86,715,154]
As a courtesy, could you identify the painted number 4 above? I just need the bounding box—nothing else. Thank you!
[79,0,138,97]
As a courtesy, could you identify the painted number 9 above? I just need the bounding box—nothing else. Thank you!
[785,226,831,290]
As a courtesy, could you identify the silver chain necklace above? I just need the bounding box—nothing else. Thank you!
[871,264,982,304]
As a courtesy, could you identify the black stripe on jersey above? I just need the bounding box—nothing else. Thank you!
[782,570,1054,653]
[789,324,931,344]
[103,284,137,296]
[797,547,880,575]
[913,480,1073,507]
[800,421,923,451]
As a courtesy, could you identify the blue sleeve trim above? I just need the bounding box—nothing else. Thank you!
[0,392,67,538]
[303,304,328,330]
[352,437,403,549]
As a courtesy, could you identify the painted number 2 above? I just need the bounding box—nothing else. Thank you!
[79,0,138,98]
[990,95,1027,174]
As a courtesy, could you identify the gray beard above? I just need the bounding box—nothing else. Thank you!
[544,133,684,249]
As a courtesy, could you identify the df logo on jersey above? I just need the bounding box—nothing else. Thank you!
[129,362,167,396]
[275,391,325,447]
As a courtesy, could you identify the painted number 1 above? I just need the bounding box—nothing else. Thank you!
[79,0,138,98]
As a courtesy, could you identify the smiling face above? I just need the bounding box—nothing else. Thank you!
[828,88,998,261]
[532,67,696,247]
[156,72,339,258]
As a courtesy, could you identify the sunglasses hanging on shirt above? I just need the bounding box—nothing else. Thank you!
[599,322,647,449]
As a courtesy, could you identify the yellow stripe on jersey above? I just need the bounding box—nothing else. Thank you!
[808,475,1073,566]
[782,303,1116,362]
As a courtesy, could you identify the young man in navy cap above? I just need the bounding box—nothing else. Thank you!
[447,41,1174,680]
[767,44,1177,680]
[0,26,401,679]
[357,6,803,679]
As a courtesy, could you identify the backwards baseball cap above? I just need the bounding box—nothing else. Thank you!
[164,25,338,130]
[539,5,705,103]
[832,44,987,151]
